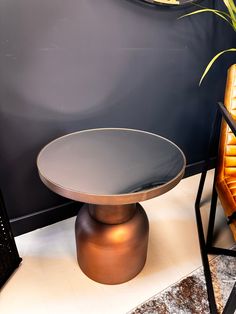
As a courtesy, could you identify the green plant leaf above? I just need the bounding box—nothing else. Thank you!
[179,1,236,85]
[192,2,231,17]
[223,0,236,30]
[227,0,236,13]
[225,0,236,30]
[180,6,231,19]
[199,48,236,85]
[179,8,233,27]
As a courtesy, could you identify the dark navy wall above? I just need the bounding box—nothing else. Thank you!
[0,0,235,233]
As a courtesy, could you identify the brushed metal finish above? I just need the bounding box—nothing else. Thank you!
[75,203,149,284]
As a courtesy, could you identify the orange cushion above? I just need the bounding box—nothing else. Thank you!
[216,179,236,241]
[216,64,236,241]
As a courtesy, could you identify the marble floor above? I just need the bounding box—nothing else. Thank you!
[0,171,235,314]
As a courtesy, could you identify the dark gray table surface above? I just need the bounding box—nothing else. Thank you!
[37,128,186,203]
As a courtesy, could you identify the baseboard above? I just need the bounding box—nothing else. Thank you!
[184,158,216,178]
[10,201,81,236]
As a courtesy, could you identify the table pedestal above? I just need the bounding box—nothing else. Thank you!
[75,203,149,284]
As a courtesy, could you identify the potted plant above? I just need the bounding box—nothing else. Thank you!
[180,0,236,84]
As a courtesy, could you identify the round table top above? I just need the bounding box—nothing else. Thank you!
[37,128,186,205]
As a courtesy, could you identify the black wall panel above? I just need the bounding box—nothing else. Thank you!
[0,0,235,233]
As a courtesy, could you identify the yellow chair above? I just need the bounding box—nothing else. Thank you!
[216,64,236,240]
[195,65,236,314]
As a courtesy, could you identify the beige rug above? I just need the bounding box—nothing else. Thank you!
[128,247,236,314]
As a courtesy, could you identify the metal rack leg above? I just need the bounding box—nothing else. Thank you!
[206,186,218,249]
[222,283,236,314]
[195,199,218,314]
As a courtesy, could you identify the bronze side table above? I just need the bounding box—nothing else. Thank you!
[37,128,186,284]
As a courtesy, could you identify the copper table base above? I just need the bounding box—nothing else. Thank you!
[75,203,149,285]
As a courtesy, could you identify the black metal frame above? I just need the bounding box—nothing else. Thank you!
[0,189,22,289]
[195,102,236,314]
